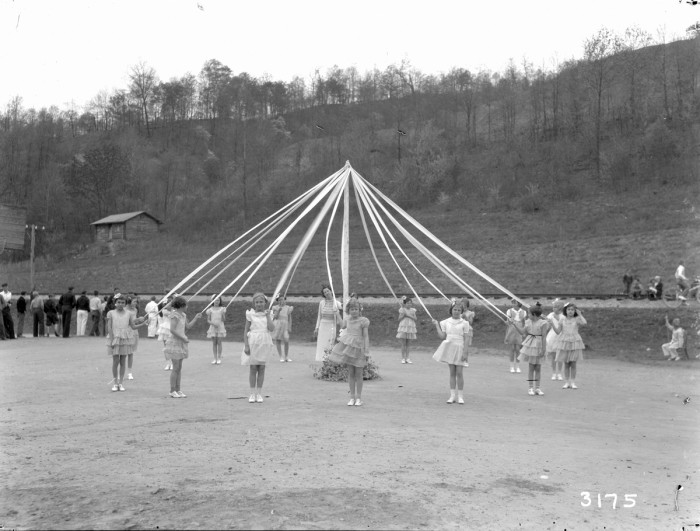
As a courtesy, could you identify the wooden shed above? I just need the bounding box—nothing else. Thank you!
[91,211,162,243]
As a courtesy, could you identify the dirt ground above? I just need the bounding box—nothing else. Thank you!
[1,334,698,530]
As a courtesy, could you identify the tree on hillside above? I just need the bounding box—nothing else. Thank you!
[583,28,623,182]
[620,27,653,129]
[129,62,160,138]
[63,143,131,218]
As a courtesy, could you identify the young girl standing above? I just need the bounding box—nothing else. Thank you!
[125,297,148,380]
[243,293,276,403]
[396,295,417,364]
[431,300,471,404]
[271,294,294,362]
[164,296,201,398]
[461,299,475,367]
[551,303,587,389]
[329,299,370,406]
[206,296,227,365]
[106,295,140,392]
[545,299,565,380]
[513,302,550,396]
[504,299,527,373]
[157,297,173,370]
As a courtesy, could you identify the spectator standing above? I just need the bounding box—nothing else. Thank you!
[623,270,634,297]
[675,260,690,300]
[58,287,76,338]
[1,283,15,339]
[89,291,101,336]
[75,290,90,336]
[30,291,45,337]
[44,294,59,337]
[16,291,27,338]
[144,296,159,338]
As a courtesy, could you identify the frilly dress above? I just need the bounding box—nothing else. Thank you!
[462,310,475,346]
[504,308,527,345]
[517,318,549,364]
[107,309,136,356]
[432,318,470,365]
[271,305,293,341]
[157,308,172,342]
[396,307,417,340]
[164,310,189,360]
[329,316,370,368]
[244,310,276,365]
[554,315,587,363]
[206,307,227,338]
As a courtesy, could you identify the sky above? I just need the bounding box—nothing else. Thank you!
[0,0,697,111]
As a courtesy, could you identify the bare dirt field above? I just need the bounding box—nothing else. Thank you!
[1,334,698,530]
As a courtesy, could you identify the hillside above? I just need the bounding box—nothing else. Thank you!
[4,180,698,297]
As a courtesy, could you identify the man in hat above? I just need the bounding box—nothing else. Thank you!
[1,283,15,339]
[58,286,76,338]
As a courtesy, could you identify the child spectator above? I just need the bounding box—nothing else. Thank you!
[662,315,685,361]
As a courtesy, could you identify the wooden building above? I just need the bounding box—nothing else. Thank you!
[91,211,162,243]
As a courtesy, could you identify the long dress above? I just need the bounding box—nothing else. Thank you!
[554,315,587,363]
[432,318,470,365]
[271,305,293,341]
[462,309,475,346]
[329,317,370,368]
[315,298,342,361]
[396,307,417,340]
[107,309,136,356]
[545,312,563,356]
[206,307,227,338]
[517,318,549,364]
[245,310,276,365]
[144,300,159,338]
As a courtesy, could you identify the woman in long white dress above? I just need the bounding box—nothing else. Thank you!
[313,284,342,362]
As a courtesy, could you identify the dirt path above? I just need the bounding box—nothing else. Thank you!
[1,336,698,530]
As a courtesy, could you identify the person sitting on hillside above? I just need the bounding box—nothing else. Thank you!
[631,277,643,300]
[662,315,685,361]
[647,276,663,300]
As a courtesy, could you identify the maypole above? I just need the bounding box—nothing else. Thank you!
[341,162,350,307]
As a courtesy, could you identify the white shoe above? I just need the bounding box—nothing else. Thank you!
[348,398,356,406]
[248,394,256,403]
[354,399,363,406]
[510,367,515,373]
[286,358,292,362]
[401,359,406,364]
[406,359,412,364]
[216,359,221,364]
[111,385,119,392]
[570,383,578,389]
[127,373,133,380]
[170,391,180,398]
[446,396,455,404]
[516,367,521,373]
[528,388,535,396]
[457,396,465,404]
[563,382,571,389]
[118,384,125,392]
[256,394,264,403]
[551,374,557,380]
[557,374,563,381]
[177,391,187,398]
[280,359,286,362]
[535,389,544,396]
[212,360,217,364]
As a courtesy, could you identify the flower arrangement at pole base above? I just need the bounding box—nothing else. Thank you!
[312,346,381,382]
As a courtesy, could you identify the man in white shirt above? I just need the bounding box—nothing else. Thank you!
[1,283,15,339]
[675,261,689,300]
[89,291,102,336]
[144,296,159,338]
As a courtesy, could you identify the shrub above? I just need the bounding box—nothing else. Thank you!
[312,344,381,382]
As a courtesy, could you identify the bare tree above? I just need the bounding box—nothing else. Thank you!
[129,61,159,137]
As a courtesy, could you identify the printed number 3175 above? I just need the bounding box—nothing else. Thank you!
[581,492,637,509]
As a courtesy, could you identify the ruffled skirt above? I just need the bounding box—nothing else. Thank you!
[555,335,585,362]
[206,324,227,338]
[396,320,417,340]
[108,329,136,356]
[432,339,465,365]
[246,331,276,365]
[504,324,522,345]
[329,333,366,367]
[518,337,545,364]
[164,337,188,360]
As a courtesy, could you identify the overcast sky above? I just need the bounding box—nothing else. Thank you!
[1,0,696,111]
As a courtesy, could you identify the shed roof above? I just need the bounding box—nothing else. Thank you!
[91,211,162,225]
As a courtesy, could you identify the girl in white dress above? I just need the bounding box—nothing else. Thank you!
[206,296,227,365]
[431,300,471,404]
[396,296,417,364]
[243,293,276,403]
[313,284,342,362]
[551,303,587,389]
[271,294,294,362]
[545,299,565,380]
[513,302,550,396]
[504,299,527,373]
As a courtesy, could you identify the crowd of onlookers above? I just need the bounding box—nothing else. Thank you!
[0,284,145,340]
[623,261,695,301]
